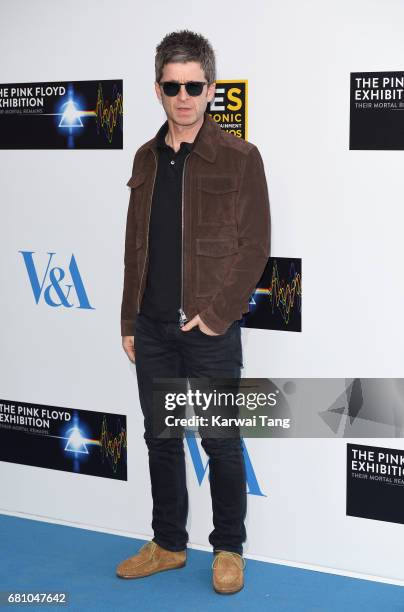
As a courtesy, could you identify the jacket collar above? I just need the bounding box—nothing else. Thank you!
[146,112,219,163]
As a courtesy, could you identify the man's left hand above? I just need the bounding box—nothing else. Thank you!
[181,314,220,336]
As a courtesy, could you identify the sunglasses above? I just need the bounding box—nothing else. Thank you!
[159,80,208,97]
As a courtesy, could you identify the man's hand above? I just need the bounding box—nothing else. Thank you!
[181,314,220,336]
[122,335,136,363]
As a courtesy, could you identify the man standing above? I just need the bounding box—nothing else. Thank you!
[117,30,270,594]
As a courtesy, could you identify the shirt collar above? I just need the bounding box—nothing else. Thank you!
[146,113,218,163]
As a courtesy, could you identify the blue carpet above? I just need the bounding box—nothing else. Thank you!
[0,514,403,611]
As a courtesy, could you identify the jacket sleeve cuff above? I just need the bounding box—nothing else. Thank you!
[121,317,136,337]
[198,308,233,335]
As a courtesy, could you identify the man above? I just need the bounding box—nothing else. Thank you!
[117,30,270,594]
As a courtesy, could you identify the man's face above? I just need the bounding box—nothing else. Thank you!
[155,60,216,127]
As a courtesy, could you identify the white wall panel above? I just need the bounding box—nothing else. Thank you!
[1,0,404,583]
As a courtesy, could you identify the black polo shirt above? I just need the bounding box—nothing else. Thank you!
[139,121,194,322]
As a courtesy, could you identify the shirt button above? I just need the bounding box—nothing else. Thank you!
[170,160,175,165]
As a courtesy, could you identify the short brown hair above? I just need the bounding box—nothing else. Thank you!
[155,30,216,84]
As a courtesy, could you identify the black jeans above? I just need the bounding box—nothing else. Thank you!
[134,311,247,555]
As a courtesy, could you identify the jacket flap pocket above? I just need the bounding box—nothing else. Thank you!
[127,173,146,188]
[198,176,238,194]
[196,238,238,257]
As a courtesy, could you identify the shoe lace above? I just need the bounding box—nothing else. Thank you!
[139,540,158,557]
[211,551,246,569]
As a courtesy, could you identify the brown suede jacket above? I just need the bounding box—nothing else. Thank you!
[121,112,271,337]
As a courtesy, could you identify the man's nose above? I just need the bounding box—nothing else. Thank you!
[178,84,189,101]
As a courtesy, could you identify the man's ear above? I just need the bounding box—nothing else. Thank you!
[154,81,162,103]
[207,81,216,103]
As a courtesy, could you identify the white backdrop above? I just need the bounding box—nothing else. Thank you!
[1,0,404,584]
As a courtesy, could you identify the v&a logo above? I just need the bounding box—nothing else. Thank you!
[19,251,94,309]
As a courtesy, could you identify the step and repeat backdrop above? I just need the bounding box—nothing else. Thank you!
[1,0,404,584]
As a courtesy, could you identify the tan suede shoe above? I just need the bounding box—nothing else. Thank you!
[212,551,245,594]
[116,541,186,579]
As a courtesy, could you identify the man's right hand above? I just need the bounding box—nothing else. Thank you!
[122,335,135,364]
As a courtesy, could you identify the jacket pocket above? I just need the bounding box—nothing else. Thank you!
[197,176,238,226]
[195,238,238,297]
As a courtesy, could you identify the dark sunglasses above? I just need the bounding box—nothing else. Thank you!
[159,80,208,97]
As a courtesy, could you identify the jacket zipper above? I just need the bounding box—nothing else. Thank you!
[178,152,191,327]
[137,149,157,314]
